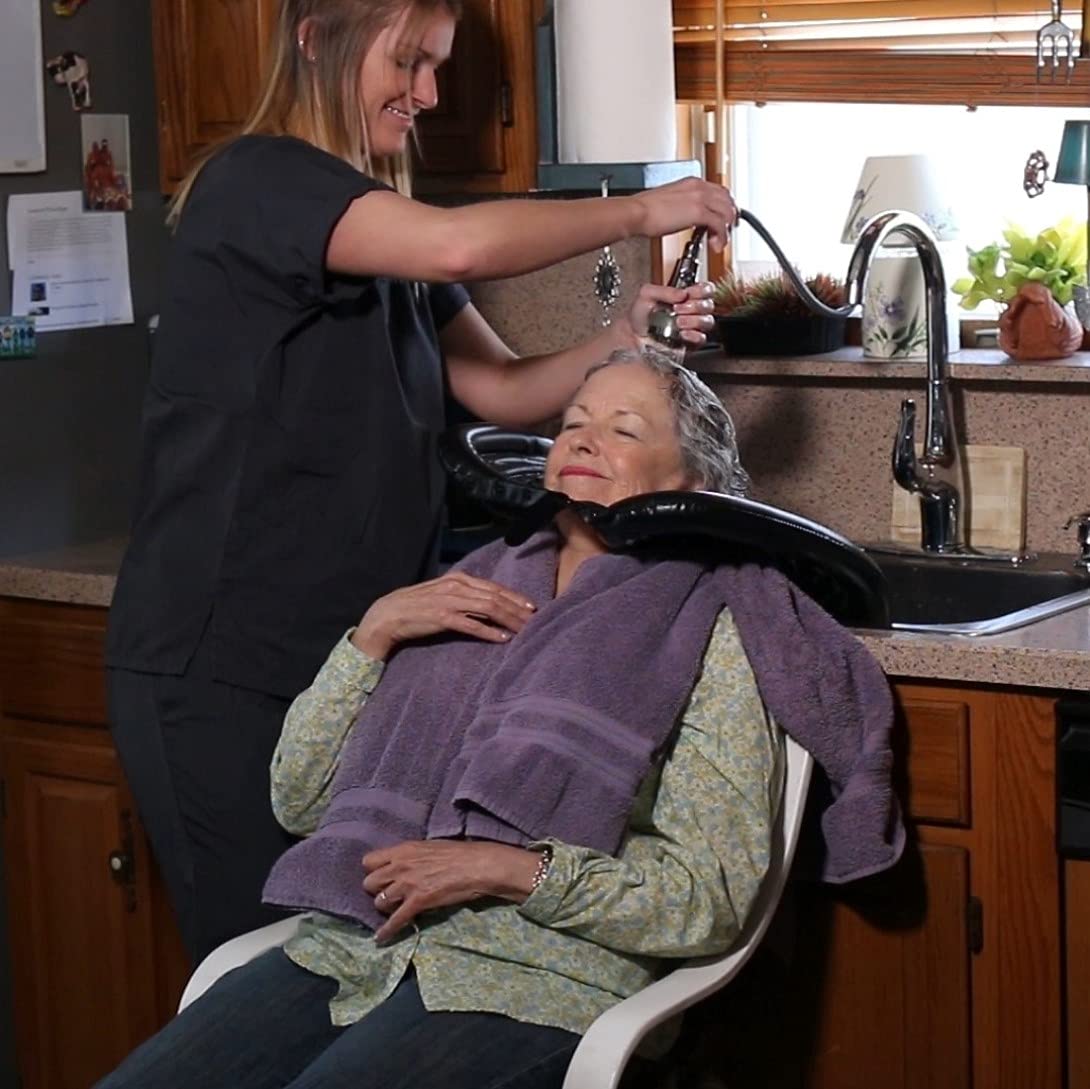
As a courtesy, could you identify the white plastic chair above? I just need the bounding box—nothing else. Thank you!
[179,737,813,1089]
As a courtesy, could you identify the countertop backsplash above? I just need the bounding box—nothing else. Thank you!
[695,352,1090,557]
[468,237,652,356]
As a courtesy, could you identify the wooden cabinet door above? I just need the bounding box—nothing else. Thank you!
[415,0,505,179]
[414,0,537,193]
[1,725,162,1089]
[787,843,972,1089]
[153,0,279,191]
[152,0,537,194]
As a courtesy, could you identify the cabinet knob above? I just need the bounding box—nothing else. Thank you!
[109,809,138,912]
[108,849,133,883]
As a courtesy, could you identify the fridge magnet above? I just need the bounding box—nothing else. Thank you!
[45,52,92,111]
[80,113,132,211]
[0,317,37,360]
[51,0,91,15]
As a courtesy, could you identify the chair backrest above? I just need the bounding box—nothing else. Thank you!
[561,733,814,1089]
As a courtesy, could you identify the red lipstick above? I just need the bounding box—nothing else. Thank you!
[558,466,605,479]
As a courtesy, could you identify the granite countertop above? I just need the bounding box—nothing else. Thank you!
[691,346,1090,384]
[0,537,126,608]
[1,538,1088,691]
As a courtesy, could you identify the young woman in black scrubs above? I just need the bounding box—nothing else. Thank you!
[106,0,736,965]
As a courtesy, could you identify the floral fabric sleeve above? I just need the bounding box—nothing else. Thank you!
[270,632,385,836]
[517,608,781,959]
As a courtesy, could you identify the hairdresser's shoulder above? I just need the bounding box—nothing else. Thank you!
[199,134,373,194]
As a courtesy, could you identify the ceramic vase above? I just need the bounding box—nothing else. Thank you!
[861,252,961,361]
[997,282,1083,361]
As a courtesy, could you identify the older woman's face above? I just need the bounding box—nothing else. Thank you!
[544,362,697,506]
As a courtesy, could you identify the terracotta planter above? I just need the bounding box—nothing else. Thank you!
[998,282,1083,361]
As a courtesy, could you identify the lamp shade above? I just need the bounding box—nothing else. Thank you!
[1055,121,1090,186]
[841,154,959,244]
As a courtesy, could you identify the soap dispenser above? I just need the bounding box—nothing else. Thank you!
[646,227,707,351]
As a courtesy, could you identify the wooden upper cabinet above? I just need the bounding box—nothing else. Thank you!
[153,0,280,193]
[152,0,538,195]
[412,0,537,194]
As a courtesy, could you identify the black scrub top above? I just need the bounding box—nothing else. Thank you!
[106,135,470,698]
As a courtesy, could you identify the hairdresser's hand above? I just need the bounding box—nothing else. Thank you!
[629,178,738,253]
[351,572,536,661]
[624,280,717,346]
[363,840,540,942]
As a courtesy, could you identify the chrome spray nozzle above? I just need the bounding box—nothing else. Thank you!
[646,227,708,351]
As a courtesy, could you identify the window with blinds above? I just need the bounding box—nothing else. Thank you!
[673,0,1090,105]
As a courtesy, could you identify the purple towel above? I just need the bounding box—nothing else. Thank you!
[715,565,906,883]
[264,531,904,930]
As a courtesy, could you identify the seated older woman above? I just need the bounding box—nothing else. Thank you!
[96,347,898,1089]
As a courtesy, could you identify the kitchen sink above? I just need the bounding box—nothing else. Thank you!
[863,548,1090,636]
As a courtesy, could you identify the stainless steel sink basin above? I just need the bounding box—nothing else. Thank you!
[863,548,1090,636]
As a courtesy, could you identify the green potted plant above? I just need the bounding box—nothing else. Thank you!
[951,219,1086,360]
[713,271,848,356]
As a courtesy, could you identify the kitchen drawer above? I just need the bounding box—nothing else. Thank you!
[0,598,109,726]
[895,696,971,827]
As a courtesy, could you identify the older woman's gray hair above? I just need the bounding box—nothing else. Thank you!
[583,346,751,497]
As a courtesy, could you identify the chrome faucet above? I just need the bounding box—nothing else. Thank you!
[856,213,967,553]
[738,208,968,554]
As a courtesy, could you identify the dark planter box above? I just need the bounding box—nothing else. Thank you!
[715,314,847,356]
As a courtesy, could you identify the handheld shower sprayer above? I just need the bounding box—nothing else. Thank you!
[645,227,709,350]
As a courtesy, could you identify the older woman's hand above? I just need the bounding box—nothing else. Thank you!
[362,840,541,943]
[627,281,716,347]
[351,572,537,660]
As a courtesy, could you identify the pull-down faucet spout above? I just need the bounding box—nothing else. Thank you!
[738,207,968,554]
[856,211,966,553]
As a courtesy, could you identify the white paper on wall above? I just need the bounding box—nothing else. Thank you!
[0,0,47,173]
[8,191,134,330]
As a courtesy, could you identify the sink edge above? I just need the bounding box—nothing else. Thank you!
[889,589,1090,637]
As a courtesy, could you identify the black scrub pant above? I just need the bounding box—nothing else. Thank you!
[107,633,298,967]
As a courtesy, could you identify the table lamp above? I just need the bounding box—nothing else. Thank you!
[842,155,960,360]
[1053,120,1090,328]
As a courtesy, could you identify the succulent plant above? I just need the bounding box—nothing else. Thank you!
[952,219,1087,309]
[713,271,847,320]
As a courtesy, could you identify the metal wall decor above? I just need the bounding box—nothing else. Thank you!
[1024,150,1049,198]
[593,177,622,325]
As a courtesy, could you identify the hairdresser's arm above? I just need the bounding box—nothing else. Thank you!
[442,284,715,428]
[270,634,385,836]
[325,179,737,283]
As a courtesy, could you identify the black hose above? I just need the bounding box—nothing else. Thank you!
[736,209,857,320]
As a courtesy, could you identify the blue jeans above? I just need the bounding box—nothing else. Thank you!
[95,949,579,1089]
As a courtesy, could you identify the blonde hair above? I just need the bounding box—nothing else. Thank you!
[167,0,461,227]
